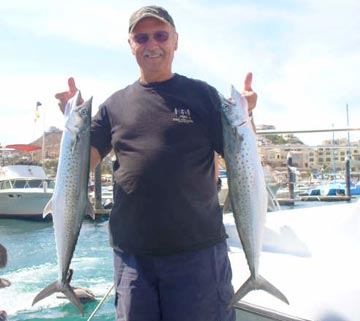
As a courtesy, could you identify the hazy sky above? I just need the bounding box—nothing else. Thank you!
[0,0,359,146]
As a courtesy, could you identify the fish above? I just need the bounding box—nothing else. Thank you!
[220,85,289,307]
[32,91,95,315]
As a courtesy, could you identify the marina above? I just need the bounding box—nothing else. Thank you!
[1,0,359,319]
[1,128,360,320]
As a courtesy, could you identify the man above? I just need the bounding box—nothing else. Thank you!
[56,6,257,321]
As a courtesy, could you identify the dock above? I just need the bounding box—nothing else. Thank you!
[276,195,353,206]
[276,198,296,206]
[299,195,351,202]
[94,208,111,220]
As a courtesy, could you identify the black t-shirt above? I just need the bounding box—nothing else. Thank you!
[91,74,227,255]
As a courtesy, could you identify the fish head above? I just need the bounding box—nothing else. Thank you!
[231,85,248,113]
[220,85,249,127]
[65,97,93,135]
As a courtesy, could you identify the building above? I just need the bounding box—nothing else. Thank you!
[256,125,360,179]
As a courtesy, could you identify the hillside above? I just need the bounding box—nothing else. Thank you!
[31,130,62,161]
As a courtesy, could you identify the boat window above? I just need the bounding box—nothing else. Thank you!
[28,180,43,188]
[2,181,13,189]
[47,180,56,188]
[14,181,26,188]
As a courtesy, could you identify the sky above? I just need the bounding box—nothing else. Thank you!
[0,0,359,146]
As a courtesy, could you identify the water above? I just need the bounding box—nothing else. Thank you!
[0,218,115,321]
[0,197,358,320]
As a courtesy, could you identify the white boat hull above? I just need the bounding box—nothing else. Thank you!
[0,190,53,219]
[0,165,54,220]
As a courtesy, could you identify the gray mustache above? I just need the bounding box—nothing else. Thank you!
[143,49,164,57]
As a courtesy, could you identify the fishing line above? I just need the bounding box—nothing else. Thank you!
[87,284,114,321]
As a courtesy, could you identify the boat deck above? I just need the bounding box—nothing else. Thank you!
[225,199,360,321]
[235,301,310,321]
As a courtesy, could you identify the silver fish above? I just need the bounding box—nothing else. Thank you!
[221,85,289,306]
[32,91,94,315]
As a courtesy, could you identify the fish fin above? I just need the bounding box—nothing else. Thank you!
[42,199,53,218]
[32,280,59,306]
[234,127,244,143]
[71,135,79,153]
[62,282,85,316]
[86,199,96,220]
[32,279,84,316]
[228,274,289,308]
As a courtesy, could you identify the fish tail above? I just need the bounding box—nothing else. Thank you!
[42,198,53,219]
[228,274,289,308]
[32,280,59,306]
[32,280,84,315]
[62,282,85,315]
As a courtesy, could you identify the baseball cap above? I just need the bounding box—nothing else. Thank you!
[128,6,175,33]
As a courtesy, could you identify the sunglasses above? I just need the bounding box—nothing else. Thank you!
[132,31,170,45]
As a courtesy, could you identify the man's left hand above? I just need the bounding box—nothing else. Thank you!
[242,72,257,114]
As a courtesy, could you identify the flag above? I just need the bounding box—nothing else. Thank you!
[34,102,42,122]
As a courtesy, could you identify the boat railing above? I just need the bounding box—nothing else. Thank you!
[0,178,54,191]
[234,301,311,321]
[256,126,360,135]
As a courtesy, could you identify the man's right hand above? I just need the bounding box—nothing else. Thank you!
[55,77,102,171]
[55,77,84,114]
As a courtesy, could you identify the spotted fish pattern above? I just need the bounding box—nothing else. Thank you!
[221,85,289,307]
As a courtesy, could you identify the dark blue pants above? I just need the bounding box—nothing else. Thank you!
[113,241,236,321]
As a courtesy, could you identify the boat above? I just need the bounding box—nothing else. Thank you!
[276,182,314,199]
[0,164,55,219]
[226,198,360,320]
[0,145,55,220]
[350,182,360,195]
[306,182,346,196]
[300,178,360,197]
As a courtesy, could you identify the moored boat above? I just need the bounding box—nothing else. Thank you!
[350,182,360,195]
[0,145,54,220]
[302,179,359,197]
[0,164,55,219]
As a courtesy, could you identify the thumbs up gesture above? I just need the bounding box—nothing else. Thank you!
[242,72,257,114]
[55,77,84,114]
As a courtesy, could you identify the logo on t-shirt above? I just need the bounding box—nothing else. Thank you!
[173,108,194,124]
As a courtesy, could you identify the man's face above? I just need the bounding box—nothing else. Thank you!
[128,17,178,82]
